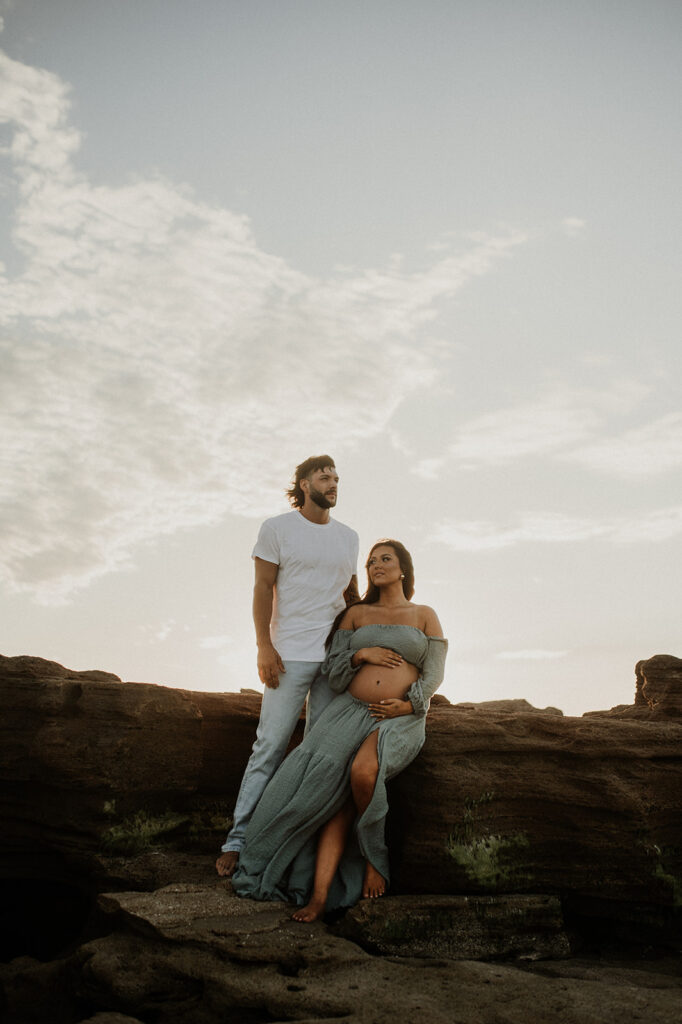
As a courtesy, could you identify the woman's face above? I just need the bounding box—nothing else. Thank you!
[367,545,403,587]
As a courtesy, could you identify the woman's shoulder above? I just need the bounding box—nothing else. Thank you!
[337,602,366,630]
[414,604,444,638]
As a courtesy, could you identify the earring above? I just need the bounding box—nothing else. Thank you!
[400,574,405,579]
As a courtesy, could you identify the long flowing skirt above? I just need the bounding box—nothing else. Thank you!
[231,691,389,911]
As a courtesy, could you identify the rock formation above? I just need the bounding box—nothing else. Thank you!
[1,652,681,1023]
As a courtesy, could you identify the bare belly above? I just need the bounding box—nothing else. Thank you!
[348,661,419,703]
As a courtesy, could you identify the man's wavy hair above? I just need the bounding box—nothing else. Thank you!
[286,455,336,509]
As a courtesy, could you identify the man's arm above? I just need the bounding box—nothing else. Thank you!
[343,574,360,606]
[253,557,285,688]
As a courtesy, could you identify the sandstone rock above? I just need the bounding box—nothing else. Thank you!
[2,651,682,1024]
[635,654,682,716]
[335,893,570,960]
[64,886,682,1024]
[453,698,563,715]
[388,700,682,937]
[1,651,681,965]
[77,1015,145,1024]
[0,654,122,683]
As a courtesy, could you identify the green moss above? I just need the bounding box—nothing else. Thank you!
[446,792,531,889]
[653,859,682,907]
[101,810,189,856]
[186,799,232,843]
[450,791,496,845]
[446,832,530,889]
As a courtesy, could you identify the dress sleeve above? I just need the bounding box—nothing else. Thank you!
[321,629,360,694]
[405,637,448,717]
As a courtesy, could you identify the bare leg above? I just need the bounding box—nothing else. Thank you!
[292,799,355,922]
[216,851,239,877]
[350,730,386,899]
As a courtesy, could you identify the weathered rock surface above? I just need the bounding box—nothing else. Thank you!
[453,698,563,715]
[3,883,681,1024]
[635,654,682,716]
[1,651,681,1023]
[388,698,682,921]
[337,893,570,960]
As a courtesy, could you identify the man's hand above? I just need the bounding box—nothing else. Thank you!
[258,643,285,688]
[216,851,239,877]
[344,574,360,605]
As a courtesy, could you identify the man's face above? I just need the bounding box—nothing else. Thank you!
[304,466,339,509]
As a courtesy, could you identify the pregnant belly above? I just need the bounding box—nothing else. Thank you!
[348,660,419,703]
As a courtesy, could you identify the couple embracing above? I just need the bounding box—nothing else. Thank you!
[216,455,448,922]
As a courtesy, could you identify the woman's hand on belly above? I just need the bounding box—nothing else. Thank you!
[352,646,404,669]
[369,698,413,721]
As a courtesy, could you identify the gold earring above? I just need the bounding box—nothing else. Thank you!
[400,574,405,579]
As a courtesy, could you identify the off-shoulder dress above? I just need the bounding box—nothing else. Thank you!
[230,623,448,912]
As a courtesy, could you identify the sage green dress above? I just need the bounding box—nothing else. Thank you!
[231,624,448,911]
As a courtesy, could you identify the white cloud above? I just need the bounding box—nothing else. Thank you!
[445,382,646,468]
[566,413,682,478]
[432,506,682,552]
[497,650,569,661]
[561,217,587,237]
[199,635,233,651]
[0,48,528,602]
[155,620,176,642]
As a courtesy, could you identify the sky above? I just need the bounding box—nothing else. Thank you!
[1,0,680,716]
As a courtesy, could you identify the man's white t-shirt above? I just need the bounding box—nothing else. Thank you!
[252,510,359,662]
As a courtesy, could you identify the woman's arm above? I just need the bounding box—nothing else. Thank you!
[321,616,360,694]
[405,607,448,716]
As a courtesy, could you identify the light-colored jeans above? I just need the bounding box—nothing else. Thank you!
[221,660,335,853]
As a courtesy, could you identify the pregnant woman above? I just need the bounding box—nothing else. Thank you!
[230,539,448,921]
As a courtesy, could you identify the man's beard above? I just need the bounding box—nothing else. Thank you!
[309,486,336,510]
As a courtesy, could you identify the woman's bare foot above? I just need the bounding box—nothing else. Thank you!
[292,898,325,922]
[215,851,239,877]
[362,862,386,899]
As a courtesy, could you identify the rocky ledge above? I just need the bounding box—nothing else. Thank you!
[1,652,681,1023]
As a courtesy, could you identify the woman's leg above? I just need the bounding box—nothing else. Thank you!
[350,730,386,899]
[292,798,355,922]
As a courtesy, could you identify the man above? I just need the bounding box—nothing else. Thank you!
[216,455,359,877]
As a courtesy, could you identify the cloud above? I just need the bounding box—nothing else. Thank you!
[565,413,682,478]
[444,382,647,469]
[199,635,233,651]
[496,650,569,661]
[0,48,528,602]
[561,217,587,237]
[432,506,682,552]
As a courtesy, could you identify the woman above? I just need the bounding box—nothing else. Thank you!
[230,539,448,922]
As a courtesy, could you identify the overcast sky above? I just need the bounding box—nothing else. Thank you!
[1,0,680,715]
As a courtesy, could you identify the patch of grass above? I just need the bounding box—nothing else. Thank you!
[446,832,530,889]
[653,858,682,907]
[450,791,495,845]
[101,810,189,856]
[446,791,531,889]
[186,800,233,845]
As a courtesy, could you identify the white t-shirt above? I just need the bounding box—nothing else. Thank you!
[252,510,359,662]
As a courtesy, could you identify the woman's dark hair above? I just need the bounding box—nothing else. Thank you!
[326,539,415,645]
[286,455,336,509]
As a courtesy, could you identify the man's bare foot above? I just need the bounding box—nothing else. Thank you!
[362,862,386,899]
[292,898,325,922]
[216,851,239,877]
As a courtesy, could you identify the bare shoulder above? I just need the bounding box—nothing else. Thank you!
[338,603,363,630]
[417,604,444,638]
